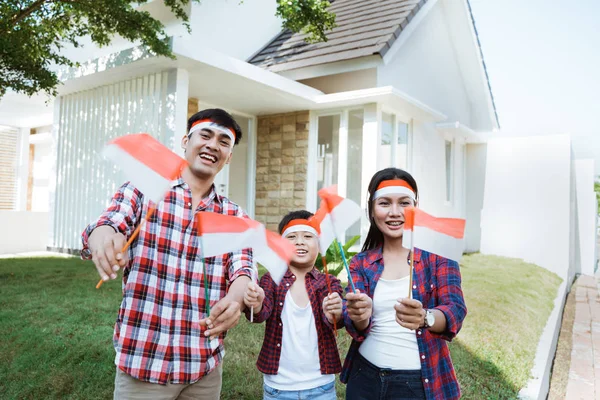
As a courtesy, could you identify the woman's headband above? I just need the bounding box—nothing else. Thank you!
[373,179,416,201]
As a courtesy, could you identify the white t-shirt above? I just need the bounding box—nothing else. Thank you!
[358,276,421,369]
[264,291,335,390]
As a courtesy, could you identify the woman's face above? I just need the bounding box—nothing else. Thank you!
[372,193,416,241]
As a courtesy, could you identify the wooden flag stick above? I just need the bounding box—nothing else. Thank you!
[321,255,337,337]
[408,246,415,299]
[96,206,156,289]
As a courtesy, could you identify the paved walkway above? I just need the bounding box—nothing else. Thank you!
[565,273,600,399]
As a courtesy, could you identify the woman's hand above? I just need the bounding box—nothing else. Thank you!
[394,297,425,330]
[346,290,373,331]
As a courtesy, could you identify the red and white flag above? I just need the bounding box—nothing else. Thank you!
[254,230,296,285]
[103,133,187,202]
[312,203,336,256]
[195,212,295,285]
[196,212,264,258]
[317,185,362,243]
[402,207,466,262]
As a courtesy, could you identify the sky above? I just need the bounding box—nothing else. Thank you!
[469,0,600,173]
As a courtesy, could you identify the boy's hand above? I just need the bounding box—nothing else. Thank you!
[243,281,265,314]
[346,289,372,330]
[322,292,342,324]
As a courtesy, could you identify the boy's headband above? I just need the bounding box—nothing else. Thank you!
[281,218,319,238]
[188,119,236,145]
[373,179,416,200]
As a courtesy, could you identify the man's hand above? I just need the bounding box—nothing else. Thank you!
[243,281,265,314]
[345,289,372,331]
[199,296,242,340]
[322,292,342,324]
[394,297,425,331]
[88,226,128,281]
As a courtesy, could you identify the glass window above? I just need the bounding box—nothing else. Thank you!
[396,121,409,170]
[346,109,364,242]
[380,112,394,168]
[445,140,453,202]
[316,115,340,206]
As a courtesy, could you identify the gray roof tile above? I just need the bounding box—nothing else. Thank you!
[249,0,427,71]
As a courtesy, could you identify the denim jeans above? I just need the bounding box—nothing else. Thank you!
[263,381,336,400]
[345,354,426,400]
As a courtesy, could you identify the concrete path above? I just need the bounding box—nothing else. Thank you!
[565,274,600,399]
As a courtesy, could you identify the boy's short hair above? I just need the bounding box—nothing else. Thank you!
[278,210,314,235]
[187,108,243,145]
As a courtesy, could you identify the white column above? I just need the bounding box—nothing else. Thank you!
[48,97,61,248]
[15,127,30,211]
[168,68,190,157]
[306,111,319,212]
[360,103,380,241]
[337,110,349,198]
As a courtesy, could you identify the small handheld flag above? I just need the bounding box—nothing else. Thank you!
[96,134,187,289]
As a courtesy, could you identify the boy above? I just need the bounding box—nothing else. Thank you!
[82,108,253,399]
[244,210,343,400]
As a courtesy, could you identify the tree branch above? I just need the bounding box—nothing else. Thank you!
[10,0,49,27]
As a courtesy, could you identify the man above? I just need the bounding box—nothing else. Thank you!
[81,108,253,399]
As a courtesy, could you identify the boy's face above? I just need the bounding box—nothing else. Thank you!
[284,230,319,269]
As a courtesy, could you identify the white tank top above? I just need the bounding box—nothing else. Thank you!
[263,291,335,390]
[358,276,421,369]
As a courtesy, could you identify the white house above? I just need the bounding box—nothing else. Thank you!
[0,0,499,253]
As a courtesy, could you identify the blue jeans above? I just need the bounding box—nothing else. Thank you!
[263,381,336,400]
[346,354,426,400]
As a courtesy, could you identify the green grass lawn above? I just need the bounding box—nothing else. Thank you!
[0,254,561,399]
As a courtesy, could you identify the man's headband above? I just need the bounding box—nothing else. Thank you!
[188,119,236,146]
[373,179,416,200]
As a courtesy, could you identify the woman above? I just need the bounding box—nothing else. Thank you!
[342,167,467,400]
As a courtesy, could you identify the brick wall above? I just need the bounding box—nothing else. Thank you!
[255,112,309,231]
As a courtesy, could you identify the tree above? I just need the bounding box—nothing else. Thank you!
[595,179,600,214]
[0,0,336,98]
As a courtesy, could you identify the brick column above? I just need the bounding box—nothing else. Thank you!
[255,111,309,231]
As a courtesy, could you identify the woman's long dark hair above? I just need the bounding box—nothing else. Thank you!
[361,168,419,252]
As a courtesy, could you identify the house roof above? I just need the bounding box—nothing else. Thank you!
[248,0,427,72]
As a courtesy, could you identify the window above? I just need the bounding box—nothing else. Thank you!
[316,114,340,206]
[396,121,409,169]
[346,109,364,242]
[0,127,19,210]
[445,140,453,202]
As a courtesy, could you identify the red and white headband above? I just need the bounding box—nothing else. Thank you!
[374,179,416,201]
[188,119,236,146]
[281,218,319,238]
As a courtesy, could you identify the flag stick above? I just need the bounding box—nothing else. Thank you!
[250,267,255,323]
[199,234,211,317]
[321,255,337,337]
[336,240,356,293]
[96,206,156,289]
[408,246,415,299]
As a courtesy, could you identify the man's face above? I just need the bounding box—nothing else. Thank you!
[181,128,233,180]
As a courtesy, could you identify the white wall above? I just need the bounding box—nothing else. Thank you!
[59,0,279,65]
[0,211,48,254]
[480,135,573,279]
[299,69,378,94]
[464,143,487,252]
[377,1,472,127]
[409,121,466,220]
[188,0,282,61]
[575,159,597,276]
[49,69,188,251]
